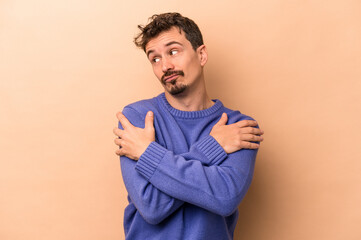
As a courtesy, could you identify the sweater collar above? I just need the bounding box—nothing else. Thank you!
[157,92,223,119]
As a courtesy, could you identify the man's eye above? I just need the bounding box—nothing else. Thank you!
[152,58,160,63]
[170,50,178,55]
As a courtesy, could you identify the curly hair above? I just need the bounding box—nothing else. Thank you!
[134,12,204,52]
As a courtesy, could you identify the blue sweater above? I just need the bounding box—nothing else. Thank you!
[119,93,257,240]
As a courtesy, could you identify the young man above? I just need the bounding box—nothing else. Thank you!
[113,12,264,240]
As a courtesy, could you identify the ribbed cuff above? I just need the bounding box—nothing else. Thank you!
[195,136,227,165]
[135,142,167,180]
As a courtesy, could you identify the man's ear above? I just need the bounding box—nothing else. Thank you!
[197,45,208,66]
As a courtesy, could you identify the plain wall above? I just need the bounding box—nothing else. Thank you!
[1,0,360,239]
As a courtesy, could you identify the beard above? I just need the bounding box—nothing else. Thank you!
[168,83,187,95]
[161,70,187,95]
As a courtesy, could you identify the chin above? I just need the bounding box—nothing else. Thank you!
[167,83,187,95]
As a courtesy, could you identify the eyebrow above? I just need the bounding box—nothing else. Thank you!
[165,41,183,47]
[146,41,183,58]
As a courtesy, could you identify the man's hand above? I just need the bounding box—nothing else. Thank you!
[210,113,264,154]
[113,111,155,160]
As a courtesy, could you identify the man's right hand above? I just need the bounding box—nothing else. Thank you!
[210,113,264,154]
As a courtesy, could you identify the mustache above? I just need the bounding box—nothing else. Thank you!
[161,70,184,82]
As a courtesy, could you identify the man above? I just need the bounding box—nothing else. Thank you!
[113,12,264,240]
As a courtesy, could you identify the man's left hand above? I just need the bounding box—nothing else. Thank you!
[113,111,155,160]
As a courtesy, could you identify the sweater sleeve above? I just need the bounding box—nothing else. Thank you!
[119,107,183,224]
[135,138,257,217]
[119,107,227,224]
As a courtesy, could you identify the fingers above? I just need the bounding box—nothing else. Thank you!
[114,137,123,147]
[235,120,258,128]
[242,134,264,142]
[243,142,260,149]
[144,111,154,130]
[116,112,132,129]
[235,120,265,137]
[114,137,124,156]
[214,113,228,127]
[241,127,264,136]
[113,127,123,137]
[115,148,124,156]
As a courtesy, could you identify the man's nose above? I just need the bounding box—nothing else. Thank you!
[162,57,174,72]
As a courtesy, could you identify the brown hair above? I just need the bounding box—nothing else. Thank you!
[134,12,204,52]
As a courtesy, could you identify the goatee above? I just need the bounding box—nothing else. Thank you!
[169,84,187,95]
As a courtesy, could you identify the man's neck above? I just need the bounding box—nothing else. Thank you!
[164,88,214,112]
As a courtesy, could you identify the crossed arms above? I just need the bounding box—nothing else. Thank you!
[113,108,264,224]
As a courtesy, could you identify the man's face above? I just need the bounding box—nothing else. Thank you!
[145,27,207,96]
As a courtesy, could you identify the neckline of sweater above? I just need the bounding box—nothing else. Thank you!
[157,93,223,119]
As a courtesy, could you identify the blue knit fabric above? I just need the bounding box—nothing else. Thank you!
[119,93,258,240]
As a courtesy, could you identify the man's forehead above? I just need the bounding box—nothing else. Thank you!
[145,27,186,53]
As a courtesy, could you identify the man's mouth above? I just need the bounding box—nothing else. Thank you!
[164,74,180,83]
[161,70,184,84]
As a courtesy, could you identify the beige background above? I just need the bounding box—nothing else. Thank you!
[1,0,360,239]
